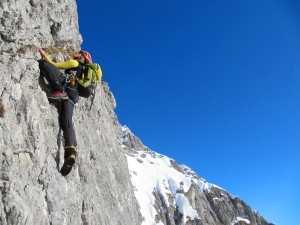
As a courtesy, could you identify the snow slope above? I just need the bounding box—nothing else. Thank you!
[125,149,202,224]
[122,126,273,225]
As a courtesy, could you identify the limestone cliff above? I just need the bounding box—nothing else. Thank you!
[0,1,141,225]
[0,1,273,225]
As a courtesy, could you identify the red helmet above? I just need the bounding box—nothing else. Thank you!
[80,50,92,64]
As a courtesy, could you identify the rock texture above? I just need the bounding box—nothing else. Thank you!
[0,1,273,225]
[0,1,141,225]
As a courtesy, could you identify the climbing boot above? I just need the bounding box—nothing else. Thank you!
[48,91,68,100]
[60,146,77,176]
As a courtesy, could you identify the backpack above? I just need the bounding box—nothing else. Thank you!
[77,63,102,98]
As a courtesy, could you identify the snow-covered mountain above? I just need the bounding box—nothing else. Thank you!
[122,126,274,225]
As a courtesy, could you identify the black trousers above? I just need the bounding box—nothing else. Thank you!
[38,60,65,92]
[38,60,78,148]
[59,100,77,148]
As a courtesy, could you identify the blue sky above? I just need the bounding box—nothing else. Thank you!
[77,1,300,224]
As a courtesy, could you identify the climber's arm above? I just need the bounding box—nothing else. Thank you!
[39,49,79,69]
[44,55,79,69]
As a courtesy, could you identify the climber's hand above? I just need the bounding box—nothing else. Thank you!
[39,49,47,57]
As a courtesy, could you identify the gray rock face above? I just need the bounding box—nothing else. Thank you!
[0,0,82,52]
[0,1,141,225]
[0,1,273,225]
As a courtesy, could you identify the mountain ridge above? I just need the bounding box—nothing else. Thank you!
[122,126,274,225]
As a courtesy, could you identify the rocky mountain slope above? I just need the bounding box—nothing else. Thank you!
[0,1,273,225]
[0,1,141,225]
[122,127,274,225]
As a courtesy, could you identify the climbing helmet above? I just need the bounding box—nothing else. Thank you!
[80,50,92,64]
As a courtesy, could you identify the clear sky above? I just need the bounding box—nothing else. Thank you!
[77,1,300,224]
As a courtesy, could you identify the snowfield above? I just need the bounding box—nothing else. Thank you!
[125,148,214,225]
[122,126,261,225]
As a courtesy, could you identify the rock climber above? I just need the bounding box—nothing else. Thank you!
[38,48,92,176]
